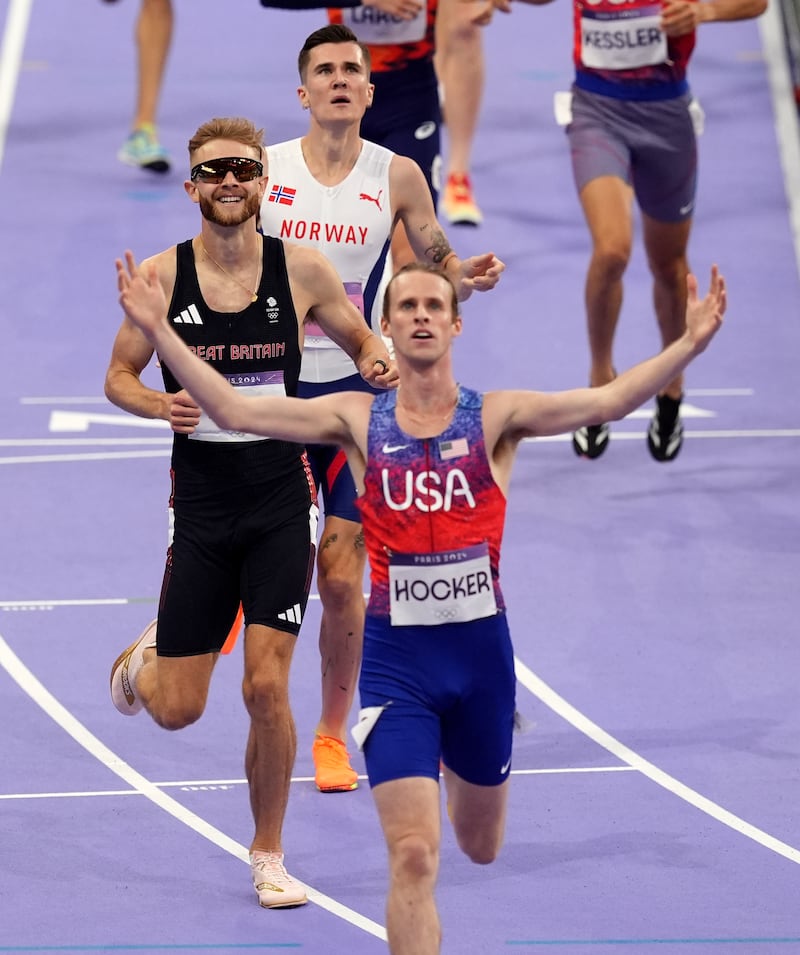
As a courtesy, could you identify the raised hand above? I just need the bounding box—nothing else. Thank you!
[115,251,168,342]
[685,265,727,354]
[458,251,506,295]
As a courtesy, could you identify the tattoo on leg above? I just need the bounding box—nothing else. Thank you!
[321,533,339,551]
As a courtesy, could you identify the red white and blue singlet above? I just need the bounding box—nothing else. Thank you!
[573,0,697,99]
[358,386,507,622]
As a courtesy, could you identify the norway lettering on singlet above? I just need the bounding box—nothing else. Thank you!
[163,236,301,443]
[358,387,508,620]
[261,138,393,384]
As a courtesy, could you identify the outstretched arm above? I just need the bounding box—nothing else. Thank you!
[287,245,398,388]
[115,251,358,446]
[391,156,505,301]
[493,266,727,441]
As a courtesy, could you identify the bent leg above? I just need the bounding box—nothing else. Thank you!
[372,777,443,955]
[442,765,509,864]
[137,645,217,730]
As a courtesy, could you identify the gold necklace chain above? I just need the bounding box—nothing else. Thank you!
[397,387,459,424]
[197,237,259,303]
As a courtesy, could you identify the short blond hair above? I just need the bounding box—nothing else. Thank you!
[187,117,264,163]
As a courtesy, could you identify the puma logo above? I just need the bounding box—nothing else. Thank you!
[359,188,383,211]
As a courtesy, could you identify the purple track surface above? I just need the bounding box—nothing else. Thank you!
[1,1,799,953]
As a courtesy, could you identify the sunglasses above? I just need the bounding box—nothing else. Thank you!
[190,156,264,184]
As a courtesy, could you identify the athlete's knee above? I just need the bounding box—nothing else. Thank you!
[455,826,503,865]
[316,554,364,607]
[242,667,289,721]
[151,698,205,731]
[648,253,688,289]
[389,832,439,887]
[591,242,631,280]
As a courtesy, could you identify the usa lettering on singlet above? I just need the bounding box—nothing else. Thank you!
[261,138,393,384]
[578,0,667,71]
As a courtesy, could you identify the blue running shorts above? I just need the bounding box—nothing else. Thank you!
[358,612,516,787]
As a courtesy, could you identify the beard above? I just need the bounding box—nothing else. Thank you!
[199,189,261,227]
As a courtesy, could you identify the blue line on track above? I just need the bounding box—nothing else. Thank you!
[506,939,800,947]
[0,946,302,952]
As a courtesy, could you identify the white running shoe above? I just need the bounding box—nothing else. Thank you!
[109,620,157,715]
[250,851,307,909]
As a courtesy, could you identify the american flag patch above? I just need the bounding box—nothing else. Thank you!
[268,184,296,206]
[439,437,469,460]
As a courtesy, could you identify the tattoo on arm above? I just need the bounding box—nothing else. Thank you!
[422,226,453,265]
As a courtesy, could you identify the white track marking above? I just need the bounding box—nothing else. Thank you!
[514,656,800,865]
[0,632,387,941]
[0,0,32,168]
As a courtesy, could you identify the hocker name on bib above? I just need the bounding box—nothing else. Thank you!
[388,543,497,626]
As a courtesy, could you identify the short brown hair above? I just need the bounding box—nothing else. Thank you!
[382,263,460,320]
[297,25,371,82]
[187,117,264,163]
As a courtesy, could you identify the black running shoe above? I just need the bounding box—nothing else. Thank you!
[572,422,610,459]
[647,393,683,462]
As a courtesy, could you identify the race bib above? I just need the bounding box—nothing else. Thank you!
[388,543,497,626]
[190,369,284,443]
[580,8,667,71]
[342,6,426,44]
[305,281,365,347]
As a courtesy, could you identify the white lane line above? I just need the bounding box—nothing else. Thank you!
[759,0,800,277]
[0,0,32,168]
[0,596,323,609]
[0,450,171,465]
[0,632,387,942]
[526,429,800,443]
[514,656,800,865]
[0,765,637,800]
[20,397,116,405]
[0,439,171,447]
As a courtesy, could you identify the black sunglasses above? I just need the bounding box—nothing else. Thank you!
[190,156,264,184]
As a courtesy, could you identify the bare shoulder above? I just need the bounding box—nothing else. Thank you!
[283,241,330,280]
[327,390,375,455]
[144,246,179,294]
[483,389,541,441]
[389,153,429,195]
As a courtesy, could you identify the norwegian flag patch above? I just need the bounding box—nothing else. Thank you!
[268,184,296,206]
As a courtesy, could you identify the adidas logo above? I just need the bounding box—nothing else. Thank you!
[173,304,203,325]
[278,603,302,625]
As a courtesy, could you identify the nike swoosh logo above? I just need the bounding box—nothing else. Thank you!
[382,443,409,454]
[500,759,512,775]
